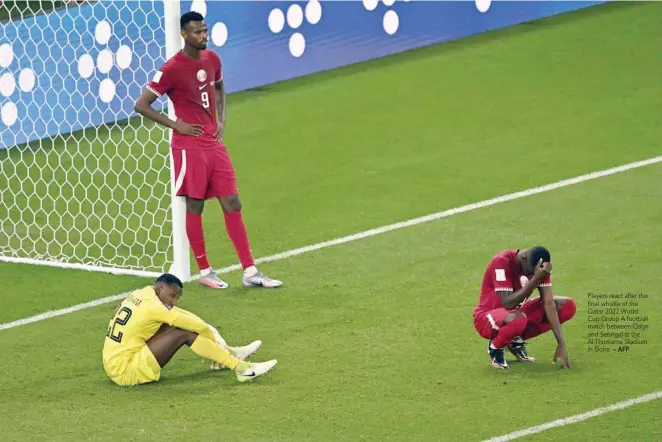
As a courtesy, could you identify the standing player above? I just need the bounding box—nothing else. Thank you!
[473,246,577,369]
[102,273,278,386]
[134,11,282,289]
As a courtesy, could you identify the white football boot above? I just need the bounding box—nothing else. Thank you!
[236,359,278,383]
[199,270,229,289]
[209,340,262,370]
[242,266,283,288]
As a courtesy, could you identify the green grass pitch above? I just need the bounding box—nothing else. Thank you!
[1,3,661,441]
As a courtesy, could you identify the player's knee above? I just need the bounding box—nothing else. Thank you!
[154,324,175,338]
[504,311,526,324]
[182,330,199,346]
[220,195,241,212]
[186,198,204,214]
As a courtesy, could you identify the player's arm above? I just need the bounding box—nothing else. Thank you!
[213,53,225,141]
[214,79,226,141]
[134,89,179,131]
[152,304,216,340]
[497,279,541,310]
[538,276,571,367]
[539,284,565,345]
[134,67,203,136]
[496,259,551,309]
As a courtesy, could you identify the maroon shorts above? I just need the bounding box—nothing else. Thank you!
[172,146,237,200]
[473,298,546,340]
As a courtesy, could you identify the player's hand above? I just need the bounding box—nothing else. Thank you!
[553,344,571,368]
[174,119,204,137]
[532,259,552,282]
[214,121,225,141]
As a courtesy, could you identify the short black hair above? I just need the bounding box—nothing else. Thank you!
[529,246,551,265]
[156,273,183,288]
[181,11,204,30]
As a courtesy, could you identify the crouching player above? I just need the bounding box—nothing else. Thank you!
[473,247,577,369]
[102,274,277,386]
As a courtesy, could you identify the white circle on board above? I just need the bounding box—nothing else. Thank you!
[78,54,94,78]
[305,0,322,25]
[383,10,399,35]
[95,20,112,45]
[287,4,304,29]
[116,45,132,69]
[212,22,228,47]
[97,49,114,74]
[1,101,18,126]
[191,0,207,17]
[475,0,492,13]
[268,9,285,33]
[0,43,14,68]
[289,32,306,58]
[19,68,36,92]
[99,78,116,103]
[363,0,379,12]
[0,73,16,97]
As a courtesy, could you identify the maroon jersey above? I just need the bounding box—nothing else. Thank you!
[146,50,223,150]
[475,249,552,313]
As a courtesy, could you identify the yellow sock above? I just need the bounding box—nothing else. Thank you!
[190,336,241,370]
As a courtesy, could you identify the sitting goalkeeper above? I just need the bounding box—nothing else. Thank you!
[102,273,277,386]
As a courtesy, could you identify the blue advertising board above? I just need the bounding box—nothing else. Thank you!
[0,0,604,149]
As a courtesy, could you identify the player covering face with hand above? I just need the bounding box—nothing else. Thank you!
[473,246,577,369]
[102,273,277,386]
[134,11,281,289]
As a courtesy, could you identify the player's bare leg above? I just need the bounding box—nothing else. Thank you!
[147,325,277,382]
[185,197,229,289]
[218,194,282,288]
[488,312,528,369]
[146,324,193,367]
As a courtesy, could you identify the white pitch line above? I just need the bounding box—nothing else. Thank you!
[0,292,133,332]
[1,155,661,332]
[482,390,662,441]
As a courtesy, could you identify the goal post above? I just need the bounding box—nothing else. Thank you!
[0,0,190,281]
[1,0,605,282]
[162,0,191,282]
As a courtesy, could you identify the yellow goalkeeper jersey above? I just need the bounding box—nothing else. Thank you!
[102,286,215,363]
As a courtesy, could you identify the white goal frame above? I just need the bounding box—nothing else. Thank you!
[0,0,191,282]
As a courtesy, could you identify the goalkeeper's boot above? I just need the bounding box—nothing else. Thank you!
[230,340,262,360]
[210,340,262,370]
[209,339,262,370]
[236,359,278,383]
[242,266,282,288]
[507,337,536,362]
[200,270,229,289]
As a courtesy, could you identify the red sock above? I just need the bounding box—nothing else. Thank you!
[492,316,528,348]
[521,299,577,341]
[223,211,255,269]
[186,213,210,271]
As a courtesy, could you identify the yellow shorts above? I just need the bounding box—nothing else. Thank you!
[104,345,161,386]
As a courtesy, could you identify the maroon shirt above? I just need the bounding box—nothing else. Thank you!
[147,50,223,150]
[475,249,552,315]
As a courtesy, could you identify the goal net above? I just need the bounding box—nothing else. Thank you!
[0,0,190,279]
